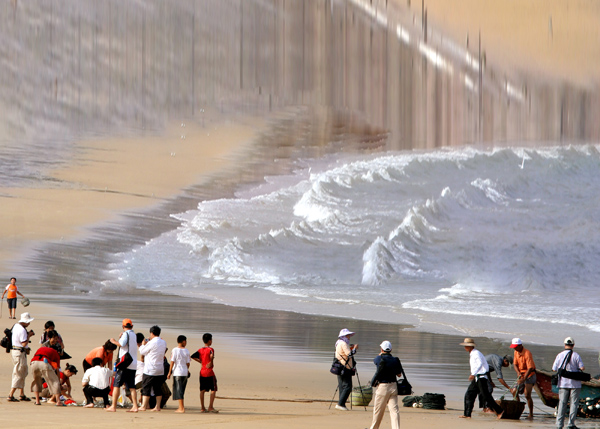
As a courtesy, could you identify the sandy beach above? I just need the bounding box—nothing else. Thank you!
[1,0,599,428]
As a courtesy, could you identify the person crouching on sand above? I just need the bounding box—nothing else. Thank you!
[458,338,504,420]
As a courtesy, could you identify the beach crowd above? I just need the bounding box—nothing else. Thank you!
[4,309,218,414]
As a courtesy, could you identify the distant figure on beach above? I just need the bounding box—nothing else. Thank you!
[478,354,513,413]
[458,338,504,420]
[82,357,113,408]
[368,340,402,429]
[191,332,219,413]
[30,343,64,406]
[509,338,536,420]
[138,325,167,412]
[167,335,191,413]
[552,337,584,429]
[334,328,358,411]
[2,277,26,319]
[106,318,139,412]
[7,312,35,402]
[83,339,118,371]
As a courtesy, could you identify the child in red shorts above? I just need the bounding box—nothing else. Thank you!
[191,333,218,413]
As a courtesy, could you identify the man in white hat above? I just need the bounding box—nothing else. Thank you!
[334,328,358,411]
[458,338,504,420]
[7,312,35,402]
[368,341,402,429]
[552,337,585,429]
[509,337,536,420]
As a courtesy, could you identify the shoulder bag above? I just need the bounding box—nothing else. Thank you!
[115,331,133,371]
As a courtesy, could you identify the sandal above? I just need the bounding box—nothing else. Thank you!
[7,396,19,402]
[19,395,31,402]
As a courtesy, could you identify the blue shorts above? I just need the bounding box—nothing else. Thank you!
[114,368,136,390]
[7,298,17,309]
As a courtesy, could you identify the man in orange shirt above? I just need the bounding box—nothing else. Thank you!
[1,277,26,319]
[509,338,536,420]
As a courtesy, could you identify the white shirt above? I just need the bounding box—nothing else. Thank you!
[552,349,585,389]
[12,323,28,348]
[170,347,191,377]
[82,366,112,390]
[139,337,167,376]
[118,330,138,370]
[469,348,490,378]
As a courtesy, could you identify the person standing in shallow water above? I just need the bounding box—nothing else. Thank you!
[1,277,26,319]
[334,328,358,411]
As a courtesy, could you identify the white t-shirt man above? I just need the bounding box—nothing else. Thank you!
[170,348,191,377]
[82,366,112,390]
[118,329,138,370]
[11,323,28,348]
[139,337,167,376]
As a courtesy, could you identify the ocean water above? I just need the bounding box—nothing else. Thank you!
[103,143,600,347]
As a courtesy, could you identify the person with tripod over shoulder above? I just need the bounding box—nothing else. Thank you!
[334,328,358,411]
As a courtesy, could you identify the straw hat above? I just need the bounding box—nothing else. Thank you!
[459,338,476,347]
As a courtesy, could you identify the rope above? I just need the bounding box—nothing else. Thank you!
[217,396,331,403]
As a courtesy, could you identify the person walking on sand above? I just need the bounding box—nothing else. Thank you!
[458,338,504,420]
[106,318,138,412]
[509,337,536,420]
[138,325,167,412]
[7,312,35,402]
[167,335,191,413]
[191,333,219,413]
[552,337,585,429]
[1,278,26,319]
[368,341,402,429]
[334,328,358,411]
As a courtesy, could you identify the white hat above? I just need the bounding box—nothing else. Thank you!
[338,328,355,338]
[564,337,575,346]
[380,341,392,352]
[19,312,34,324]
[510,338,523,349]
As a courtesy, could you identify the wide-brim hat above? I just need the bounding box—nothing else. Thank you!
[459,337,476,347]
[19,312,34,324]
[338,328,355,338]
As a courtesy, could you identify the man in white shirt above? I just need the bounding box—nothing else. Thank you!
[458,338,504,420]
[138,325,167,411]
[7,312,35,402]
[82,357,113,408]
[106,318,139,412]
[552,337,585,429]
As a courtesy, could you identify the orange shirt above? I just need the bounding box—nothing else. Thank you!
[85,346,113,366]
[514,347,536,379]
[5,284,18,299]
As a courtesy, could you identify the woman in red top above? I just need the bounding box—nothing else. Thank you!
[30,344,63,406]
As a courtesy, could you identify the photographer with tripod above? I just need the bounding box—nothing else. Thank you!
[334,328,358,411]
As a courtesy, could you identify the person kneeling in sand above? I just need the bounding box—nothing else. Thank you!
[458,338,504,420]
[82,357,113,408]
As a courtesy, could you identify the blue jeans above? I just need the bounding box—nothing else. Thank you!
[556,387,580,428]
[337,372,353,406]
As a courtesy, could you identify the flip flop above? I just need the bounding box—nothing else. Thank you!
[7,396,19,402]
[208,409,219,413]
[19,395,31,402]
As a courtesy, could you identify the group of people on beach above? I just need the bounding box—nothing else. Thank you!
[4,309,219,414]
[334,328,588,429]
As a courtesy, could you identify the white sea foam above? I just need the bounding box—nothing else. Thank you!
[104,144,600,346]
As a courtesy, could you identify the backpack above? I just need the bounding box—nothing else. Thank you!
[1,326,13,353]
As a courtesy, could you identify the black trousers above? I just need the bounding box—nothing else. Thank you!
[83,385,110,406]
[337,371,353,406]
[464,377,503,417]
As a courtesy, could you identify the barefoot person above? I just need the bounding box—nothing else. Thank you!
[82,357,113,408]
[167,335,191,413]
[1,278,26,320]
[458,338,504,420]
[106,318,138,412]
[509,337,536,420]
[138,325,167,412]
